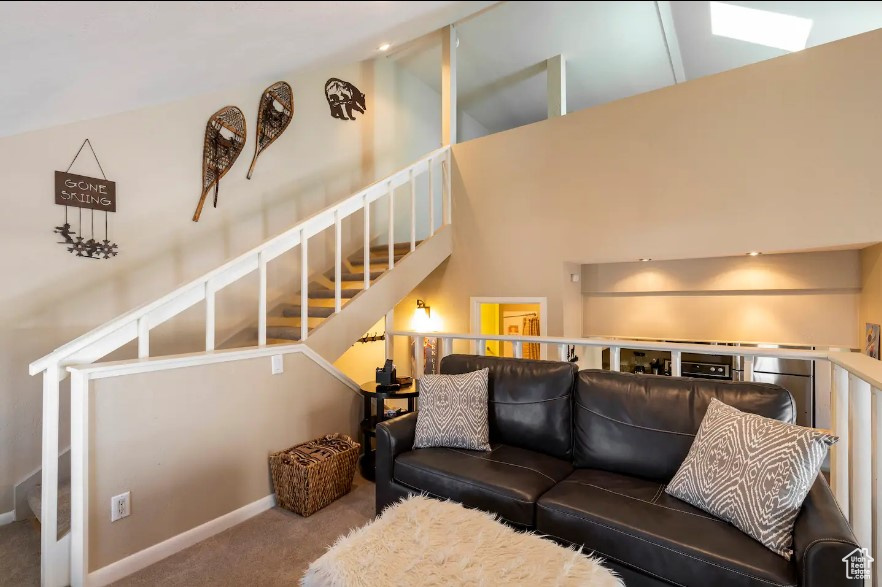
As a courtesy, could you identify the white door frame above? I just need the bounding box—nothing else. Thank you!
[469,297,549,359]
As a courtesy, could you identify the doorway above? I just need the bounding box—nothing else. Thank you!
[470,297,548,359]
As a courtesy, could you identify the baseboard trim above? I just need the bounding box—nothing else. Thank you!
[87,493,276,586]
[0,510,14,526]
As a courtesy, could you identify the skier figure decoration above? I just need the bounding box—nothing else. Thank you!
[324,78,366,121]
[193,105,247,222]
[53,139,119,260]
[247,81,294,179]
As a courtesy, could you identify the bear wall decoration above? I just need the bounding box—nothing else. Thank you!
[324,78,366,121]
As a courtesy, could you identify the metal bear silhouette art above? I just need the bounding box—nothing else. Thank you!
[324,78,366,121]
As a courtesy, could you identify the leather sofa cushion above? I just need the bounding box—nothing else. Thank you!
[440,355,576,460]
[537,469,797,587]
[394,443,573,527]
[574,370,795,481]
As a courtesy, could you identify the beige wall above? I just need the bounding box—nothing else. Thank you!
[88,352,360,571]
[582,251,861,348]
[860,243,882,349]
[0,51,488,512]
[398,29,882,350]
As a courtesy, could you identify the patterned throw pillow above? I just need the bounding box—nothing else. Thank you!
[666,398,837,560]
[414,368,491,451]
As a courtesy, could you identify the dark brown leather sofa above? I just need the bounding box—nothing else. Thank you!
[376,355,860,586]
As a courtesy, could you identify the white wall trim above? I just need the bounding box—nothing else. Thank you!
[0,510,14,526]
[87,493,276,587]
[469,296,549,359]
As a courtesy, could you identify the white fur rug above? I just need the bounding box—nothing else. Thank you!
[302,495,623,587]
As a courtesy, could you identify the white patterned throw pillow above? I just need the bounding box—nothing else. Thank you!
[666,398,837,560]
[414,368,491,451]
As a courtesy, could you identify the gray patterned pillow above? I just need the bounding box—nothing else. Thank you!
[666,398,837,560]
[414,368,490,451]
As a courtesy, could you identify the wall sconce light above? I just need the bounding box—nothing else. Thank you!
[412,299,439,332]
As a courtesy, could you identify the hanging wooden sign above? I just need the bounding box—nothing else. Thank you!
[53,139,119,260]
[54,171,116,212]
[193,105,246,222]
[247,81,293,179]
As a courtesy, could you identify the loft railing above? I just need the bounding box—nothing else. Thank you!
[388,330,878,581]
[29,145,451,587]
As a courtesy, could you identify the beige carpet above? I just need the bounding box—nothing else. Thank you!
[0,520,40,587]
[112,474,375,586]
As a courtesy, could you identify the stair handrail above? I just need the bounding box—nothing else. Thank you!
[29,144,451,587]
[30,145,450,376]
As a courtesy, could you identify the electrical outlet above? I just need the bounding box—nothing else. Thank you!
[111,492,130,522]
[271,354,283,375]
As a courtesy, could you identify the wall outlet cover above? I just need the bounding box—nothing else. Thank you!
[271,354,284,375]
[111,491,130,522]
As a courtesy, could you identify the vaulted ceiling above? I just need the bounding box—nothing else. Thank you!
[0,1,494,138]
[392,1,882,136]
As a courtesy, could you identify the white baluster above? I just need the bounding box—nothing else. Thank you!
[428,158,435,236]
[442,337,453,361]
[671,350,682,377]
[205,282,215,351]
[410,169,416,252]
[831,364,850,517]
[300,229,308,342]
[388,182,394,269]
[137,316,149,358]
[70,370,89,586]
[258,252,267,347]
[513,341,523,359]
[850,374,872,552]
[610,347,621,371]
[743,356,754,382]
[415,336,425,379]
[477,339,486,356]
[334,210,342,312]
[41,364,61,586]
[442,154,452,226]
[559,343,569,362]
[363,194,370,290]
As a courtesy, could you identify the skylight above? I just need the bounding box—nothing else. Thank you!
[710,1,813,52]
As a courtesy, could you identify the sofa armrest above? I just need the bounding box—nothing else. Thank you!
[793,475,861,587]
[375,412,418,513]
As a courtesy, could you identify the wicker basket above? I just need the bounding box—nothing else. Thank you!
[269,434,361,517]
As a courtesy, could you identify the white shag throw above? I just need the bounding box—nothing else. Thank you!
[302,495,623,587]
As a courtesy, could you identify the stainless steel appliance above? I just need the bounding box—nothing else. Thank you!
[680,361,730,380]
[733,356,814,427]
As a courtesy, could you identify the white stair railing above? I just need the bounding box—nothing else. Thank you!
[390,330,878,583]
[29,146,451,587]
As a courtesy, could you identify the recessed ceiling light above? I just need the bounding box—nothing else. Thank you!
[710,2,813,52]
[378,43,392,52]
[747,251,762,256]
[639,258,652,262]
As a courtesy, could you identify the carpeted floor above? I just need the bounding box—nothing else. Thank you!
[112,474,375,586]
[0,520,40,587]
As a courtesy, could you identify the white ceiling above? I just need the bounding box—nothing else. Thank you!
[0,1,494,138]
[392,1,882,135]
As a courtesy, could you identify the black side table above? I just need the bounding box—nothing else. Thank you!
[358,381,419,480]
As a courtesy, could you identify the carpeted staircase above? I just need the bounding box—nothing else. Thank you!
[224,242,416,346]
[27,480,71,539]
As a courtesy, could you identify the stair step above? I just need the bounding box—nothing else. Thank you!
[266,326,313,341]
[348,262,390,273]
[279,305,335,318]
[308,288,362,299]
[28,481,71,539]
[369,242,419,253]
[267,316,324,329]
[333,271,384,282]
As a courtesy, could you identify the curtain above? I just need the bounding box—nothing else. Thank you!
[522,316,541,359]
